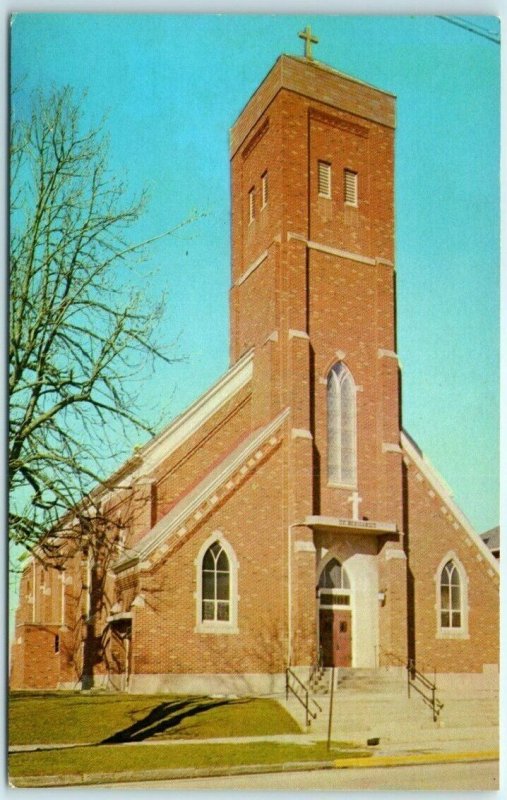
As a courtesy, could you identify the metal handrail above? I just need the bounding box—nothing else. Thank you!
[285,667,322,728]
[407,658,444,722]
[308,647,324,687]
[377,646,444,723]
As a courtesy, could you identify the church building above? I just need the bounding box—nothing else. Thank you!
[10,34,499,695]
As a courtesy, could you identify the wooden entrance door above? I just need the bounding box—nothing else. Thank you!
[319,609,352,667]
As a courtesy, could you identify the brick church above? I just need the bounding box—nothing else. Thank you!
[11,36,499,694]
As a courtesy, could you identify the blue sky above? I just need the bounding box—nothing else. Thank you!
[10,11,500,540]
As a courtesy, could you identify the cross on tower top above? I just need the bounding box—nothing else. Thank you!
[298,25,319,60]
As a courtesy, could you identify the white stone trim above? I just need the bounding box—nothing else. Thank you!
[288,329,310,340]
[127,671,287,696]
[294,540,316,553]
[287,232,386,267]
[382,442,402,454]
[401,431,499,575]
[307,239,376,266]
[235,249,269,286]
[306,515,397,534]
[384,549,407,561]
[378,348,398,360]
[291,428,313,440]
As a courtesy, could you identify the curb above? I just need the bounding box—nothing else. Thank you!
[333,750,499,770]
[10,750,499,787]
[11,761,336,788]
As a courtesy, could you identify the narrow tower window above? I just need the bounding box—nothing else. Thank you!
[327,363,357,486]
[344,169,358,206]
[261,171,268,208]
[318,161,332,198]
[248,187,255,223]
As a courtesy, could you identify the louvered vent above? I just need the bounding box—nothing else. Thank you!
[344,169,358,206]
[248,187,255,222]
[261,171,268,208]
[318,161,331,197]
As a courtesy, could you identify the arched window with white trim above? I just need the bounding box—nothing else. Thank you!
[437,556,468,638]
[195,535,239,633]
[327,363,357,485]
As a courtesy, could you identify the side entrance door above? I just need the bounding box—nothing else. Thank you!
[319,609,352,667]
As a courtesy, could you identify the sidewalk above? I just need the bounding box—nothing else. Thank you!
[9,733,499,788]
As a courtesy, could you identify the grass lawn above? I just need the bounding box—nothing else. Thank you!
[9,691,300,745]
[9,740,369,781]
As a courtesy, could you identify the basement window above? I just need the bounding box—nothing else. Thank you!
[318,161,331,198]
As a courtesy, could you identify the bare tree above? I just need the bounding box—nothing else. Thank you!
[9,86,194,556]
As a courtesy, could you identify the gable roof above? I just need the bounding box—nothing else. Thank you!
[113,407,290,574]
[89,348,255,515]
[401,430,499,576]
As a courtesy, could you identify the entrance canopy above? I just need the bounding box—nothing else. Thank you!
[305,515,397,535]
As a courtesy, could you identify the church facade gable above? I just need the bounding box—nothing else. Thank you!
[11,46,498,695]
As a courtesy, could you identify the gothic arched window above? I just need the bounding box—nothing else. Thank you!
[195,535,239,633]
[440,560,462,630]
[327,363,357,485]
[202,541,230,622]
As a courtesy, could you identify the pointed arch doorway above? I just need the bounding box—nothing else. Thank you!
[317,558,352,667]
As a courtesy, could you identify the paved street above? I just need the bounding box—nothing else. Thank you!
[95,759,499,791]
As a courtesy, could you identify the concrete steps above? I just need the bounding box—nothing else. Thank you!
[280,668,498,749]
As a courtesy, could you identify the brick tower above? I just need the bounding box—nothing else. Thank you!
[229,47,407,668]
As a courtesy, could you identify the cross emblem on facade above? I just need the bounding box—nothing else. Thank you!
[298,25,319,60]
[348,490,362,521]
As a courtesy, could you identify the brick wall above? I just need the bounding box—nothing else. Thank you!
[403,458,499,673]
[128,439,290,677]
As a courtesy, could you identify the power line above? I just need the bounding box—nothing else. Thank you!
[436,15,500,44]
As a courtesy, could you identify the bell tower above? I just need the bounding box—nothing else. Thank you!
[229,37,407,665]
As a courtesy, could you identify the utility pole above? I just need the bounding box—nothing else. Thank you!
[327,666,335,751]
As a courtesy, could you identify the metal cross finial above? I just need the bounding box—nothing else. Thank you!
[298,25,319,60]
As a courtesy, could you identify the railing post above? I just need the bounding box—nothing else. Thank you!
[285,669,288,702]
